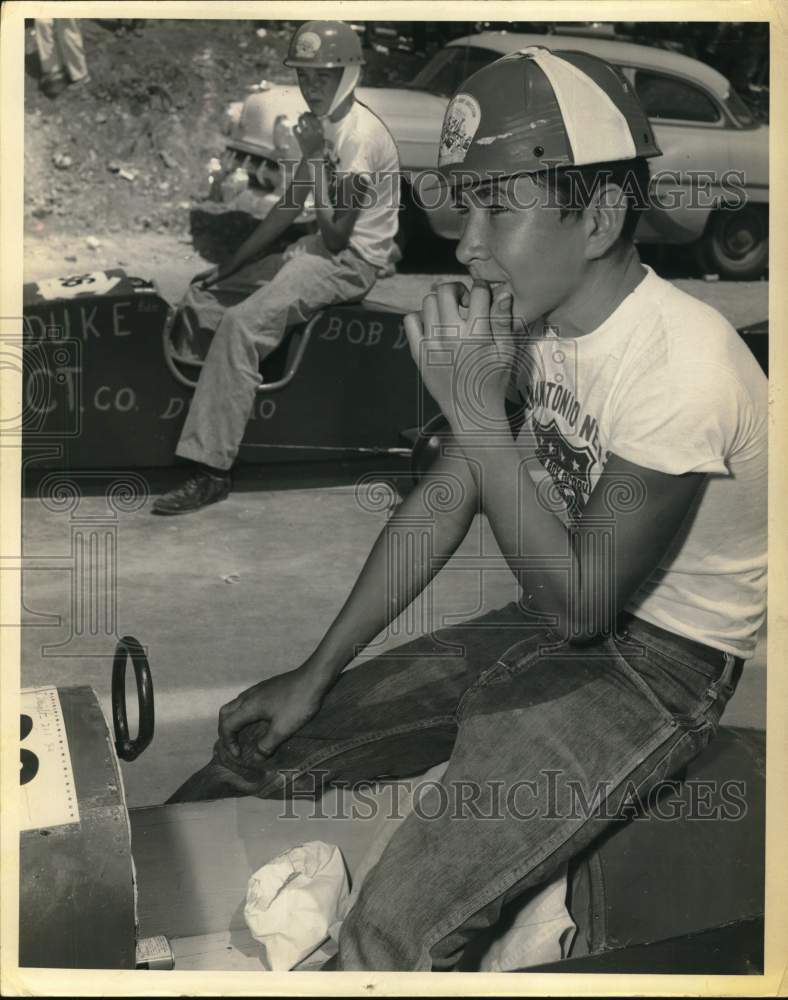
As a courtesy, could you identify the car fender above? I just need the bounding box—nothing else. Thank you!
[227,84,307,161]
[726,124,769,206]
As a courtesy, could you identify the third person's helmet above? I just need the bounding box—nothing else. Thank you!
[284,21,365,69]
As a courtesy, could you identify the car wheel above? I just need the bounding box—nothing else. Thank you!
[696,206,768,280]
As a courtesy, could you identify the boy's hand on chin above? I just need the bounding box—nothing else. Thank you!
[404,280,518,431]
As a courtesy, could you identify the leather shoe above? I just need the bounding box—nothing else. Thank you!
[152,470,231,515]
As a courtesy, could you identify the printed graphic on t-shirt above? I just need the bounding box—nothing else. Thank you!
[533,416,598,520]
[519,370,609,521]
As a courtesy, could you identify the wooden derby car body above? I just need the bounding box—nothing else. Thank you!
[21,269,438,474]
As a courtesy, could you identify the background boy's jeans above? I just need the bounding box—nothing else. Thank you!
[168,604,743,971]
[175,233,377,470]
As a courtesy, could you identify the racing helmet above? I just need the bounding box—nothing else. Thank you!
[284,20,365,69]
[437,46,661,187]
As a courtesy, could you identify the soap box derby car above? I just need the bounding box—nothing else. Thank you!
[19,269,768,475]
[19,643,764,973]
[20,268,439,475]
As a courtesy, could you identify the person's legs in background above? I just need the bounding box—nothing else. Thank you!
[169,253,287,364]
[35,19,88,97]
[34,19,63,95]
[57,19,89,84]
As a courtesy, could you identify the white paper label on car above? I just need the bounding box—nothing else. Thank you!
[439,93,482,166]
[20,687,80,831]
[135,935,174,969]
[36,272,120,302]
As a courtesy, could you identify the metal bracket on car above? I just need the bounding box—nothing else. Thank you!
[162,309,321,393]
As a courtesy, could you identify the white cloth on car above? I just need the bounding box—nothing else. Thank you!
[478,868,576,971]
[243,841,349,971]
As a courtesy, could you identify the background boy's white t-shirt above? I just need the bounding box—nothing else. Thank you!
[321,102,400,269]
[510,266,767,658]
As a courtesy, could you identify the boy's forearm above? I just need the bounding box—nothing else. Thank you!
[315,210,355,253]
[305,457,479,685]
[452,415,574,638]
[221,159,316,274]
[313,160,357,252]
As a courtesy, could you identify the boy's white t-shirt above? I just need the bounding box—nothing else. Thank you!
[321,102,400,269]
[509,266,767,659]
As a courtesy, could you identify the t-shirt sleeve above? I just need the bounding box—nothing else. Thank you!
[608,361,748,475]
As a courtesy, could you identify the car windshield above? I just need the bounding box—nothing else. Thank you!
[407,45,501,98]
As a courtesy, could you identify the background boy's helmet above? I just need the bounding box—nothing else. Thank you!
[437,46,661,186]
[284,21,365,69]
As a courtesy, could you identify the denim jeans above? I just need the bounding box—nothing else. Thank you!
[175,233,377,470]
[168,604,742,971]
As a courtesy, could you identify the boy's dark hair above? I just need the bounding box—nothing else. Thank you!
[533,156,652,243]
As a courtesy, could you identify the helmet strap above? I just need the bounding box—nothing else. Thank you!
[321,65,360,122]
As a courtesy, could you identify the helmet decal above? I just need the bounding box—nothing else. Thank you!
[439,93,482,165]
[294,31,322,60]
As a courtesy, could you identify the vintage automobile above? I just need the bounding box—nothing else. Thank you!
[220,32,768,279]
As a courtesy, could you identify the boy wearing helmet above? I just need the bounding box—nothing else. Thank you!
[153,21,399,514]
[170,49,766,971]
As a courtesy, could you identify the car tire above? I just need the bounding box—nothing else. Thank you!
[695,205,768,280]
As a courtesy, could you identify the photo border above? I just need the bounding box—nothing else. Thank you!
[1,1,785,996]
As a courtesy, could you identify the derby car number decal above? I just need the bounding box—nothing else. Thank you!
[37,272,121,302]
[20,687,80,831]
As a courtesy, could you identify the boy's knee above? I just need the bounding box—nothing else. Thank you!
[337,853,434,968]
[337,896,397,969]
[180,282,214,312]
[215,304,269,349]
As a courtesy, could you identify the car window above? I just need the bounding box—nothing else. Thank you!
[724,88,757,126]
[408,46,501,98]
[633,70,722,123]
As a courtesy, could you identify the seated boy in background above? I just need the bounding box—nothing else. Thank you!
[154,20,399,515]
